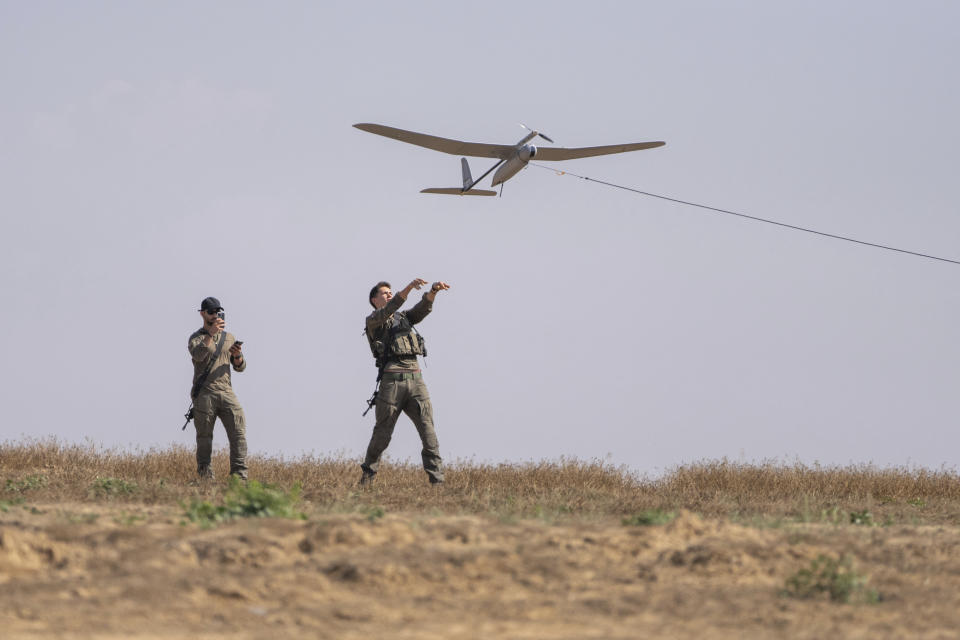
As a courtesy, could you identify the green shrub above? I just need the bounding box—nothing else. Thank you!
[0,497,25,512]
[5,474,47,493]
[783,554,879,604]
[182,477,305,527]
[622,509,675,526]
[89,477,138,498]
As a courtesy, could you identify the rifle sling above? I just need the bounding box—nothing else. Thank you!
[363,315,404,416]
[191,331,227,400]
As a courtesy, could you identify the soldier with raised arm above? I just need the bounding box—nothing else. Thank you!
[361,278,450,486]
[187,297,248,480]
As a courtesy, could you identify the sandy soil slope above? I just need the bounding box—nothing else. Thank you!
[2,504,960,639]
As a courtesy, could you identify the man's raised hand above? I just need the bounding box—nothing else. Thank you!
[426,281,450,301]
[400,278,428,297]
[207,316,225,336]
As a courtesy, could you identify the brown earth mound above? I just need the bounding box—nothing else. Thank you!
[3,505,960,639]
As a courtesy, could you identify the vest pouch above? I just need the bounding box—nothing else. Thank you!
[390,333,413,356]
[389,331,424,357]
[415,333,427,357]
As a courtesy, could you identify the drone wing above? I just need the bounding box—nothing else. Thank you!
[534,141,665,161]
[354,123,513,159]
[421,188,498,196]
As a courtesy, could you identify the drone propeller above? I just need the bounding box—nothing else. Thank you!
[519,123,554,144]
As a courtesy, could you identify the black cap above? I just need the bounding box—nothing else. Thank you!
[199,297,223,313]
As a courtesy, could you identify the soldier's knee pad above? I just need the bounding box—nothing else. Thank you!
[224,410,246,436]
[374,401,400,425]
[194,413,216,438]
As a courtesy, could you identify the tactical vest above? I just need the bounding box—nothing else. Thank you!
[368,312,426,367]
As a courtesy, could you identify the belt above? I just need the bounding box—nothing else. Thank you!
[381,371,422,381]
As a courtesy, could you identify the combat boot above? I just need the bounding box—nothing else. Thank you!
[359,471,375,487]
[197,466,214,480]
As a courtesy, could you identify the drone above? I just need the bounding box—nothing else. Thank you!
[353,123,665,196]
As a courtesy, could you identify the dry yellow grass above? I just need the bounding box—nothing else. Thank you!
[3,438,958,525]
[5,438,960,639]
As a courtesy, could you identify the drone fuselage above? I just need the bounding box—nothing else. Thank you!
[492,144,537,186]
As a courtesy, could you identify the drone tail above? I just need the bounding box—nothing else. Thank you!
[416,157,497,195]
[461,157,473,190]
[420,187,497,196]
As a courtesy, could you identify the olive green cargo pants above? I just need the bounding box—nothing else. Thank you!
[362,372,444,483]
[194,389,248,479]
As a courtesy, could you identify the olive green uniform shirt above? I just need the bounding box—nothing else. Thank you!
[366,292,432,371]
[188,329,246,396]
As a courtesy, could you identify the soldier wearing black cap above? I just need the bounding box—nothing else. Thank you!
[187,297,248,479]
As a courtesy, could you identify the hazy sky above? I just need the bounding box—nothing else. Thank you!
[2,1,958,475]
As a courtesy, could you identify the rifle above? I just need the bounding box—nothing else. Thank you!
[181,406,195,430]
[362,373,384,417]
[182,331,226,430]
[362,317,403,416]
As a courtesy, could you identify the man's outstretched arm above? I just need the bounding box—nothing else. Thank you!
[407,281,450,325]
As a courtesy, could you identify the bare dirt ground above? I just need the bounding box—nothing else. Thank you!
[4,502,960,639]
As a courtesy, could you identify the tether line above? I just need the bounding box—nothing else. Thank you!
[530,162,960,267]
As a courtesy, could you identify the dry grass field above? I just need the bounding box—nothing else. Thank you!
[3,439,960,639]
